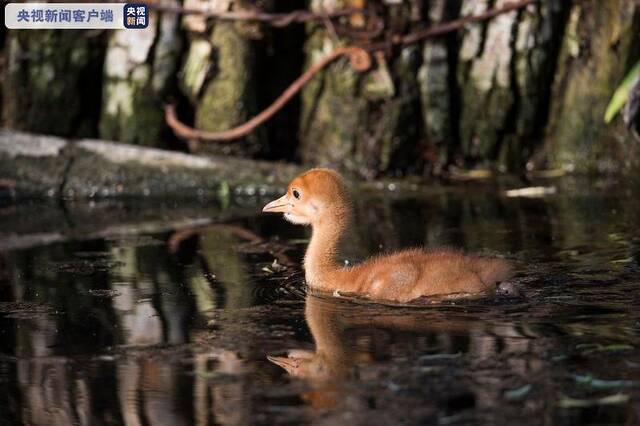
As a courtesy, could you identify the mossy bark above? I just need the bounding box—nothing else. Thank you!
[197,22,261,156]
[2,1,640,177]
[301,0,569,176]
[457,0,516,166]
[300,1,424,179]
[507,0,569,169]
[0,132,69,198]
[544,0,640,174]
[0,130,302,200]
[179,1,265,157]
[417,0,462,173]
[455,0,568,171]
[2,30,106,137]
[99,0,183,146]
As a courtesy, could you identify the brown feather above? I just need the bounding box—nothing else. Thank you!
[263,169,516,303]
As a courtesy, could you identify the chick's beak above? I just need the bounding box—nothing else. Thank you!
[266,355,299,371]
[262,194,289,213]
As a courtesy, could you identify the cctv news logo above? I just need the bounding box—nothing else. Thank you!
[5,3,149,30]
[123,4,148,29]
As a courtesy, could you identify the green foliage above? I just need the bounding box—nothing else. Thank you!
[604,59,640,123]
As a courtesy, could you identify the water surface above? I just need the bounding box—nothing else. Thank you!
[1,180,639,425]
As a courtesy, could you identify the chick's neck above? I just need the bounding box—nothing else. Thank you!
[304,200,350,288]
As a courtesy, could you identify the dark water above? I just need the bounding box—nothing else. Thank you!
[1,180,640,425]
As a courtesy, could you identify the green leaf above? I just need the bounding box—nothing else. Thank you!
[604,60,640,123]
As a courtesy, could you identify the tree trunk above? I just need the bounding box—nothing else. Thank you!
[0,130,301,200]
[179,0,265,157]
[99,0,183,146]
[300,0,571,177]
[418,0,462,174]
[457,0,567,171]
[2,0,639,176]
[300,0,424,179]
[543,0,640,174]
[3,30,106,137]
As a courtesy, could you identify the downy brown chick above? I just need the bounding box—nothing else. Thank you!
[263,168,516,303]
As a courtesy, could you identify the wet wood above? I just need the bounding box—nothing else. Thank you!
[543,0,640,173]
[3,29,106,136]
[180,0,265,157]
[300,0,424,179]
[2,1,640,176]
[99,0,182,146]
[0,130,301,199]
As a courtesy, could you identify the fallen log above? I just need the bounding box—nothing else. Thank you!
[0,130,301,200]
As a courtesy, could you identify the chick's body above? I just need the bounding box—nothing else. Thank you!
[263,169,515,303]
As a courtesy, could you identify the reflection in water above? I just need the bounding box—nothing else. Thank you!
[1,185,639,424]
[267,293,551,416]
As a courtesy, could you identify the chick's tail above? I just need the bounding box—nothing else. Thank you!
[474,257,514,285]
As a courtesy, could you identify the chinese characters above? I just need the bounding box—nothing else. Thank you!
[123,4,148,29]
[16,8,114,23]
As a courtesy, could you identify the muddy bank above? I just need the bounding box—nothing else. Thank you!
[3,129,636,206]
[0,129,463,202]
[0,130,301,200]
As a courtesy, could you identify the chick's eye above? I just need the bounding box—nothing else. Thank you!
[292,189,301,199]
